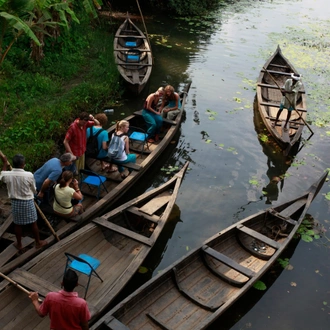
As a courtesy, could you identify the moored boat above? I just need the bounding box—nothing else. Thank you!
[0,162,189,327]
[114,16,152,95]
[91,171,327,330]
[256,45,307,153]
[0,82,191,275]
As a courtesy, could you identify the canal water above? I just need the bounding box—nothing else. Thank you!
[112,0,330,328]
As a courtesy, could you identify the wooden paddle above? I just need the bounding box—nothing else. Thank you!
[0,150,12,170]
[34,201,60,242]
[0,272,42,302]
[262,66,314,136]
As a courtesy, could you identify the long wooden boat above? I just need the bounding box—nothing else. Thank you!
[91,171,327,330]
[256,45,307,153]
[0,162,188,328]
[114,17,152,95]
[0,82,191,275]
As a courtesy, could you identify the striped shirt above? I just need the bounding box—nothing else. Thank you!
[0,168,37,200]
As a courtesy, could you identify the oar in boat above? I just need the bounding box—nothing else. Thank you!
[0,272,42,302]
[262,66,314,136]
[34,201,60,242]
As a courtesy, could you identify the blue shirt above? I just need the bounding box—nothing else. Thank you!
[34,158,63,191]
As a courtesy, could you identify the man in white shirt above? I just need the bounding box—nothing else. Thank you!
[0,153,46,250]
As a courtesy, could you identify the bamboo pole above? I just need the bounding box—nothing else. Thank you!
[135,0,151,50]
[262,66,314,136]
[0,150,12,170]
[0,272,42,302]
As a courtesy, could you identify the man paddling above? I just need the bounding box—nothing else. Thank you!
[29,269,91,330]
[0,153,46,250]
[272,73,303,132]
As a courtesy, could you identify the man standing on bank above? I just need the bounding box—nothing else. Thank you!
[0,153,46,250]
[63,112,100,175]
[29,269,91,330]
[272,73,303,132]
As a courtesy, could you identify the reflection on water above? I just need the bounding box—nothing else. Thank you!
[109,0,330,329]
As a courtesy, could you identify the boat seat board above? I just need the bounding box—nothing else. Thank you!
[115,35,146,38]
[172,266,222,311]
[9,268,60,297]
[261,69,292,76]
[93,217,152,246]
[138,193,171,216]
[133,110,177,126]
[266,116,305,125]
[0,236,35,267]
[258,83,305,93]
[278,198,306,218]
[268,209,298,225]
[106,317,131,329]
[0,215,13,237]
[126,206,160,223]
[260,101,306,112]
[114,47,151,52]
[147,313,171,330]
[202,246,256,278]
[236,225,281,249]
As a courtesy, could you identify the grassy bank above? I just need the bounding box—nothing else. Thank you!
[0,14,123,171]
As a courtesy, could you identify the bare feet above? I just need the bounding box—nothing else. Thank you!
[36,240,47,249]
[283,127,289,132]
[14,242,23,251]
[271,122,276,128]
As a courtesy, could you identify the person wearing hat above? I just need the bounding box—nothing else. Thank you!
[272,73,303,132]
[34,153,76,203]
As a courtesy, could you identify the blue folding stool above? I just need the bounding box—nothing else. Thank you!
[64,252,103,299]
[79,169,108,200]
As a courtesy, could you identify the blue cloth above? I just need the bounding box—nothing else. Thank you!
[11,199,37,225]
[142,109,163,139]
[111,154,137,173]
[34,158,63,191]
[168,98,182,109]
[86,127,109,158]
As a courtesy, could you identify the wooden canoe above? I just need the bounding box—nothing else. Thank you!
[256,45,307,152]
[0,162,188,328]
[114,17,152,95]
[91,171,327,330]
[0,82,191,275]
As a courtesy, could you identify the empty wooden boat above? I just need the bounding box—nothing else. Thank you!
[0,82,191,275]
[0,162,188,328]
[114,17,152,95]
[91,171,327,330]
[256,45,307,153]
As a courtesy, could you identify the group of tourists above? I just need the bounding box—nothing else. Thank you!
[0,83,182,329]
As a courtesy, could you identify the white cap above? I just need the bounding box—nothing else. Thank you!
[291,73,301,81]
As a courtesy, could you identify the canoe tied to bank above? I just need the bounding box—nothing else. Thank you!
[0,82,191,276]
[0,162,189,328]
[114,16,152,95]
[256,45,307,153]
[91,170,327,330]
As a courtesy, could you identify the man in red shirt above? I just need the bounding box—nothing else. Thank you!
[29,269,91,330]
[63,112,100,175]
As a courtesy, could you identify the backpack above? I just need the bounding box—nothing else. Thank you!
[108,133,125,159]
[85,127,104,158]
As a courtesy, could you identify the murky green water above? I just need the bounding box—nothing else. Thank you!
[113,0,330,328]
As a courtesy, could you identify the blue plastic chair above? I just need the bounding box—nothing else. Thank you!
[64,253,103,299]
[79,169,108,200]
[129,126,149,157]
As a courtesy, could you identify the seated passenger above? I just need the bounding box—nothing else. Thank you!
[53,171,84,218]
[142,87,164,143]
[159,85,182,121]
[86,113,116,173]
[108,120,136,179]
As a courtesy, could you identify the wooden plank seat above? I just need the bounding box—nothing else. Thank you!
[97,157,142,171]
[258,83,306,93]
[260,101,307,112]
[114,47,151,52]
[266,116,305,126]
[261,69,292,76]
[117,62,152,67]
[138,193,171,216]
[236,224,281,249]
[268,63,290,69]
[9,268,60,297]
[202,245,256,278]
[115,34,145,38]
[133,110,177,126]
[126,206,160,223]
[147,313,171,330]
[271,198,306,219]
[93,217,153,246]
[172,267,221,311]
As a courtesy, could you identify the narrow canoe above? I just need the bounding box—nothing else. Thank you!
[256,45,307,152]
[0,82,191,275]
[91,171,327,330]
[0,162,189,328]
[114,17,152,95]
